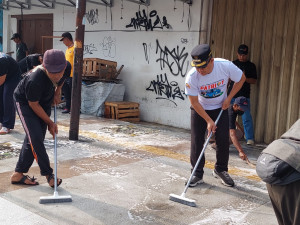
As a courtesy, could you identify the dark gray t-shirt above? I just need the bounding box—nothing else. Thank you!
[16,42,28,62]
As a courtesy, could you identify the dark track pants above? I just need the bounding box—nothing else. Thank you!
[0,77,20,129]
[190,107,229,178]
[62,77,72,111]
[267,180,300,225]
[14,102,53,176]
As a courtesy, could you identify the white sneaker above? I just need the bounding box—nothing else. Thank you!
[247,140,255,145]
[0,127,10,135]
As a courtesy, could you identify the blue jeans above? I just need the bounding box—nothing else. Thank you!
[231,98,254,141]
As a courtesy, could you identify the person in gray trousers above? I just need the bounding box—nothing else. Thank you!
[256,119,300,225]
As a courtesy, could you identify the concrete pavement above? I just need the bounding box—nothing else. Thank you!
[0,109,277,225]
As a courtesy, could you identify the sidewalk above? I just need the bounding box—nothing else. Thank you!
[0,109,277,225]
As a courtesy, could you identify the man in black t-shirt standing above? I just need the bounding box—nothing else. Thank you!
[229,44,257,145]
[11,49,66,187]
[11,33,29,62]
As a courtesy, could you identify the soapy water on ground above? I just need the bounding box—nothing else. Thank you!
[0,142,22,160]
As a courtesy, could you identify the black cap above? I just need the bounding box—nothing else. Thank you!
[60,32,73,41]
[11,33,21,40]
[234,96,249,111]
[190,44,212,68]
[238,44,248,55]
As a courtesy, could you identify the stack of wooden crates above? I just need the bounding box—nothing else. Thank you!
[82,58,139,122]
[104,101,140,122]
[82,58,123,82]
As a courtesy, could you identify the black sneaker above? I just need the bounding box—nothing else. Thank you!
[213,169,234,187]
[185,176,204,187]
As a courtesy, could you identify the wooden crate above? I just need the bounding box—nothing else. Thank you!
[104,101,140,122]
[82,58,121,81]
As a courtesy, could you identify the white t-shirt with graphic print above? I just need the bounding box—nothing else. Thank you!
[185,58,242,110]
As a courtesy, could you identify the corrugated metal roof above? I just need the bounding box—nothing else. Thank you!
[0,0,195,11]
[0,0,113,10]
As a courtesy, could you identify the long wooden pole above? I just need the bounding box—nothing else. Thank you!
[69,0,86,140]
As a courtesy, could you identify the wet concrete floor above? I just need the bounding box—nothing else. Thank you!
[0,108,277,225]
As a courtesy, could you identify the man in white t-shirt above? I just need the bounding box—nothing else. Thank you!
[185,44,245,187]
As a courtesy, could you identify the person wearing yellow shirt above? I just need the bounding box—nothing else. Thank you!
[60,32,74,113]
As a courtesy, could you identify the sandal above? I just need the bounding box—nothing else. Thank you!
[47,174,62,188]
[11,175,39,185]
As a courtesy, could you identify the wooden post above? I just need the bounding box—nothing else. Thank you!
[69,0,86,140]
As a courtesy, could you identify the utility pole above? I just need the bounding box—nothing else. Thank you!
[69,0,86,140]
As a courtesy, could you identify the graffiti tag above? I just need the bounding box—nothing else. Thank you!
[86,9,99,25]
[84,43,98,55]
[146,73,185,106]
[142,42,152,64]
[181,38,188,44]
[126,9,171,31]
[155,39,189,77]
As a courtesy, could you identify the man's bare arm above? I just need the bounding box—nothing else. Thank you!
[223,73,246,109]
[230,129,247,160]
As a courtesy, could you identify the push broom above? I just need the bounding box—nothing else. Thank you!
[169,110,223,207]
[39,105,72,204]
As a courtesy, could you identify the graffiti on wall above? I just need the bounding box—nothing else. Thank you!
[181,38,188,44]
[144,39,190,106]
[142,42,152,64]
[100,36,116,58]
[155,39,189,77]
[84,43,98,55]
[86,9,99,25]
[83,37,116,58]
[126,9,171,31]
[146,73,185,106]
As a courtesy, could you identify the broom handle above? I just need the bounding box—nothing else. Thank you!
[54,105,58,193]
[183,109,224,194]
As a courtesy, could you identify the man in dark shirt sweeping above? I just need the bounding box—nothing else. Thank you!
[18,53,43,74]
[11,49,67,187]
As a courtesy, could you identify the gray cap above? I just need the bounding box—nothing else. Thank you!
[42,49,66,73]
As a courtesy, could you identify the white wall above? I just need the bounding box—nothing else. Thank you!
[2,14,16,56]
[3,0,212,130]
